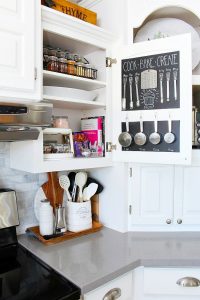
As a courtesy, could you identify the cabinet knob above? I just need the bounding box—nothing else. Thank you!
[103,288,121,300]
[176,277,200,287]
[177,219,182,224]
[166,219,172,224]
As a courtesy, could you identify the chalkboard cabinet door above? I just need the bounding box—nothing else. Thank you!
[112,34,192,165]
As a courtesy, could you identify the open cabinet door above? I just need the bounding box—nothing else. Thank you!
[112,34,192,165]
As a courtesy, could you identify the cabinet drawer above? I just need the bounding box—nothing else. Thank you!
[84,271,133,300]
[144,268,200,296]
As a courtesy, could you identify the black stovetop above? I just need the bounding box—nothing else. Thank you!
[0,228,80,300]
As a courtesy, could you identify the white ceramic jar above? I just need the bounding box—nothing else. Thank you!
[66,201,92,232]
[39,199,54,236]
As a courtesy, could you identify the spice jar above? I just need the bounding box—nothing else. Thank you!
[67,59,76,75]
[48,48,57,57]
[58,58,68,74]
[85,64,92,78]
[76,62,85,77]
[47,56,58,72]
[52,116,70,129]
[92,67,97,79]
[43,47,49,70]
[57,48,65,58]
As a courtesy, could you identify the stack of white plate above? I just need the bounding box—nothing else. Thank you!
[43,86,97,102]
[134,18,200,70]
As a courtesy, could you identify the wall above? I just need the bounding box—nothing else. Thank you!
[0,143,47,234]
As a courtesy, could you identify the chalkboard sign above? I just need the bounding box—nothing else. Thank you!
[121,51,180,111]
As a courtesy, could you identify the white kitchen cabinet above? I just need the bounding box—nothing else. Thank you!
[0,0,41,102]
[10,12,193,171]
[112,34,192,165]
[85,0,200,164]
[7,1,200,233]
[10,5,116,173]
[83,271,133,300]
[174,166,200,226]
[129,165,174,227]
[133,267,200,300]
[129,164,200,230]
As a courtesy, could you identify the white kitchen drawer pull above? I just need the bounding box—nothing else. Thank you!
[176,277,200,287]
[102,288,121,300]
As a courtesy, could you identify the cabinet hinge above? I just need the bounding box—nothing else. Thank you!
[34,67,37,80]
[129,167,133,177]
[106,142,117,152]
[129,205,132,215]
[106,57,117,67]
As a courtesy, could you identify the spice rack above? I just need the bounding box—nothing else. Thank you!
[43,45,98,80]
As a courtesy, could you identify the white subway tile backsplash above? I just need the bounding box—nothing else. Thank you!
[0,143,45,234]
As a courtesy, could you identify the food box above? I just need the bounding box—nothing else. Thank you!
[81,116,104,157]
[43,0,97,25]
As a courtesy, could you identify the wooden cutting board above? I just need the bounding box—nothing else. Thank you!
[42,172,64,209]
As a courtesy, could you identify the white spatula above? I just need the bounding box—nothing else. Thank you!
[75,172,87,202]
[83,183,98,201]
[59,175,72,202]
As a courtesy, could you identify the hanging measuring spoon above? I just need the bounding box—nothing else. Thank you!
[134,115,147,146]
[118,115,133,147]
[164,115,176,144]
[149,114,161,145]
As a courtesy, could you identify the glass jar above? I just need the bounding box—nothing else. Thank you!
[43,47,49,70]
[85,64,92,78]
[73,54,80,62]
[67,60,76,75]
[57,48,65,58]
[75,62,85,77]
[47,56,58,72]
[58,58,68,74]
[92,67,98,79]
[64,50,69,59]
[52,116,70,129]
[48,48,57,57]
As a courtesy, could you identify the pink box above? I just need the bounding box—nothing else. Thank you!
[81,117,104,157]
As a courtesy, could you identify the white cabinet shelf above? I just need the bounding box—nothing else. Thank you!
[42,5,116,50]
[10,131,112,173]
[43,70,107,91]
[42,157,112,173]
[43,94,105,110]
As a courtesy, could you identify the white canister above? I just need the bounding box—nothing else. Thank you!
[67,201,92,232]
[39,199,54,236]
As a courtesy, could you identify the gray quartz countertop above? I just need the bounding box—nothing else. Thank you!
[18,228,200,294]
